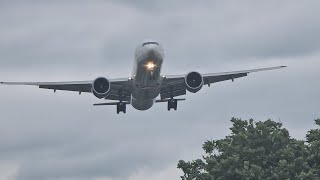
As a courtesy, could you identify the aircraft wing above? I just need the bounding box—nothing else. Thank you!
[160,66,286,100]
[0,78,133,102]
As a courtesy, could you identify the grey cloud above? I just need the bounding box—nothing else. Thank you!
[1,1,320,70]
[0,1,320,180]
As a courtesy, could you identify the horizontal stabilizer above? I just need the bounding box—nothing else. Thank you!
[93,102,130,106]
[155,98,186,103]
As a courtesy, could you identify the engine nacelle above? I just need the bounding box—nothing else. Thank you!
[185,71,204,93]
[92,77,111,99]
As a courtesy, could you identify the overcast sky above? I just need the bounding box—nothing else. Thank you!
[0,1,320,179]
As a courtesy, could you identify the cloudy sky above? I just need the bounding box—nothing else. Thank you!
[0,0,319,179]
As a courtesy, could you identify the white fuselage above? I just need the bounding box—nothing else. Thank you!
[130,41,164,110]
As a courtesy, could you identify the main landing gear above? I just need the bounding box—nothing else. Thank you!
[93,101,128,114]
[116,90,127,114]
[117,102,126,114]
[167,98,178,111]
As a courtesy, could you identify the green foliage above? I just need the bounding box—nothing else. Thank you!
[178,118,320,180]
[306,118,320,177]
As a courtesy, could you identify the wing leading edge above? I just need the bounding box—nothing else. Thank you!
[0,78,133,101]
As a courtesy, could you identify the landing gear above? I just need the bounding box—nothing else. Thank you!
[117,102,126,114]
[167,98,178,111]
[116,89,127,114]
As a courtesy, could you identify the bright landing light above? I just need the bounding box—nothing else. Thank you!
[145,61,156,70]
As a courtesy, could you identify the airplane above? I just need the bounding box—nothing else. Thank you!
[1,40,286,114]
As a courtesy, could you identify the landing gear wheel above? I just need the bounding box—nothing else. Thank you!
[123,104,126,114]
[167,99,178,111]
[117,102,126,114]
[174,100,177,110]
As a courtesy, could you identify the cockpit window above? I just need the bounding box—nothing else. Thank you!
[142,42,159,47]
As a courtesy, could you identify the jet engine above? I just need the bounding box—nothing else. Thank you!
[185,72,204,93]
[92,77,111,99]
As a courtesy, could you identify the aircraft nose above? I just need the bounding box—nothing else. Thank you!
[146,45,162,58]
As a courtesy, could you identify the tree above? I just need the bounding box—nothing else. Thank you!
[178,118,320,180]
[306,118,320,177]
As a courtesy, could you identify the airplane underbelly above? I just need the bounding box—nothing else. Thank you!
[132,87,159,100]
[131,97,154,110]
[131,87,159,110]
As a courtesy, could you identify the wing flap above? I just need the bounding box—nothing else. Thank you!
[39,84,92,92]
[204,73,247,85]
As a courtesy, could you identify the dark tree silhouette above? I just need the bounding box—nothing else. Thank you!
[178,118,320,180]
